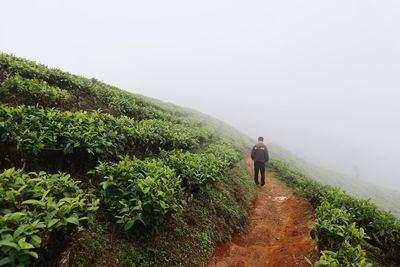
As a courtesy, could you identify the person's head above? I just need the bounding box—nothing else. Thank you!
[258,136,264,143]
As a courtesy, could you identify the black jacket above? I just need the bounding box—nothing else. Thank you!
[251,143,269,163]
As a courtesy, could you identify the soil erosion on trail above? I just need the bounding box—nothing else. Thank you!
[206,158,317,267]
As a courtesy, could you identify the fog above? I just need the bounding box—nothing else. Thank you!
[2,0,400,191]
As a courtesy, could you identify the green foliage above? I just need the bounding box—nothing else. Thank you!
[270,159,400,265]
[135,119,211,153]
[205,141,241,167]
[162,150,225,189]
[0,168,98,266]
[0,53,85,91]
[0,105,211,172]
[322,189,400,260]
[94,157,184,230]
[315,241,373,267]
[313,201,372,266]
[136,159,256,267]
[159,141,240,192]
[0,104,135,158]
[0,53,201,123]
[269,143,400,219]
[195,232,212,257]
[0,74,71,106]
[0,52,253,266]
[316,201,370,253]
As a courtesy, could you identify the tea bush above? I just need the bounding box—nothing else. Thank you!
[94,157,184,231]
[269,159,400,265]
[0,74,71,106]
[162,150,225,190]
[0,168,98,266]
[0,104,211,171]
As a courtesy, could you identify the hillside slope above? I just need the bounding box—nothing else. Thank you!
[0,53,256,266]
[269,144,400,218]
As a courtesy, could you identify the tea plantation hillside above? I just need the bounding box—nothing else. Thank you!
[0,53,256,266]
[269,145,400,266]
[269,144,400,218]
[2,53,400,267]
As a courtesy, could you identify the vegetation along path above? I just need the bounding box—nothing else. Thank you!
[205,157,317,267]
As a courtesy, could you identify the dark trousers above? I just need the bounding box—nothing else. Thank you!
[254,161,266,186]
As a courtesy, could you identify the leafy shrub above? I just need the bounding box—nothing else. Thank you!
[205,141,240,167]
[0,105,212,166]
[322,189,400,259]
[316,201,369,251]
[0,168,98,266]
[270,159,400,265]
[94,157,183,230]
[0,53,85,91]
[0,104,135,158]
[135,119,211,153]
[0,53,201,123]
[0,74,71,106]
[315,240,372,267]
[162,150,227,191]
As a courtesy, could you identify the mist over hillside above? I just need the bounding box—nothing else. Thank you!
[269,144,400,218]
[2,0,399,196]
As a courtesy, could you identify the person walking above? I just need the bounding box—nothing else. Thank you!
[251,136,269,187]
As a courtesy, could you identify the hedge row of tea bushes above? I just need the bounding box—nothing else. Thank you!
[0,146,240,266]
[0,74,72,107]
[93,143,240,231]
[0,104,239,265]
[0,104,211,170]
[0,53,199,124]
[269,159,400,266]
[0,53,247,266]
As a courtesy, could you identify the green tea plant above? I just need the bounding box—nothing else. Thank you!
[316,201,370,250]
[0,53,84,91]
[315,240,372,267]
[0,105,211,172]
[269,159,400,265]
[94,157,183,230]
[0,74,71,106]
[135,119,211,153]
[0,168,98,266]
[0,53,201,123]
[0,104,135,158]
[205,141,241,167]
[162,150,226,191]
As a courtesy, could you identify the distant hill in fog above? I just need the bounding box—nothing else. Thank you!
[269,144,400,218]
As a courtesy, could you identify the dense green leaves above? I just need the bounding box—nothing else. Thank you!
[0,105,211,166]
[135,119,210,153]
[161,144,239,190]
[163,150,223,188]
[95,157,184,230]
[315,240,373,267]
[205,141,241,167]
[0,74,71,107]
[314,201,372,266]
[0,104,135,158]
[0,53,248,266]
[0,53,202,122]
[0,168,98,266]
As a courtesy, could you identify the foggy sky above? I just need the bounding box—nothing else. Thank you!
[1,0,400,190]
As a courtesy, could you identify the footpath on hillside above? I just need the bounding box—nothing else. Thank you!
[205,158,317,267]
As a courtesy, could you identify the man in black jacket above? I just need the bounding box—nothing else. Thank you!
[251,136,269,187]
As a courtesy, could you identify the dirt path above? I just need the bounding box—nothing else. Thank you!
[205,158,317,267]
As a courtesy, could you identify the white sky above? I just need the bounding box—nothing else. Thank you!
[1,0,400,190]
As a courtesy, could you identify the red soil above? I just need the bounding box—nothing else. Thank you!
[205,158,318,267]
